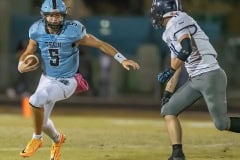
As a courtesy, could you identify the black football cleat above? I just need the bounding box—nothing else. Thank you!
[168,155,185,160]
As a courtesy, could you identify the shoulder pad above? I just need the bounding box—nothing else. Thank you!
[174,13,194,30]
[65,20,86,32]
[64,20,86,39]
[29,19,44,40]
[167,12,197,38]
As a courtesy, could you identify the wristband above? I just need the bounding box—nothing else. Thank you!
[114,52,127,63]
[18,61,24,72]
[169,67,176,74]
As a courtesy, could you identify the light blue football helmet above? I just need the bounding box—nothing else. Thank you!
[40,0,67,32]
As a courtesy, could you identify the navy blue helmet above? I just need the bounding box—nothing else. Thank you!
[150,0,182,29]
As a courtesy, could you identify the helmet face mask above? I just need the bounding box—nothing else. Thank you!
[40,0,67,33]
[150,0,182,29]
[150,5,164,29]
[43,12,65,31]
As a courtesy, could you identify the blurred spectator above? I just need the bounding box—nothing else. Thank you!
[64,0,92,18]
[6,40,30,98]
[78,46,95,96]
[98,53,112,97]
[84,0,144,15]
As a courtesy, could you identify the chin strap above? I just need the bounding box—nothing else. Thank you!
[46,24,63,34]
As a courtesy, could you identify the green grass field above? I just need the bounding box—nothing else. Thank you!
[0,107,239,160]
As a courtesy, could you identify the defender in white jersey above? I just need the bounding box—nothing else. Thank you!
[150,0,240,160]
[18,0,140,159]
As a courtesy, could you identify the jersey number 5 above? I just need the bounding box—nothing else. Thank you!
[48,48,59,66]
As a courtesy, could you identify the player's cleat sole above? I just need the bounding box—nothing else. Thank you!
[20,138,43,157]
[168,156,186,160]
[50,133,66,160]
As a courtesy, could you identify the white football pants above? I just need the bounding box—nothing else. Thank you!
[29,74,77,140]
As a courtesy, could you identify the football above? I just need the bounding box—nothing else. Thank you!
[18,54,40,73]
[24,54,39,66]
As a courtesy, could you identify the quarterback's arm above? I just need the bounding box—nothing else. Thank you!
[19,39,38,61]
[18,39,39,73]
[75,34,140,70]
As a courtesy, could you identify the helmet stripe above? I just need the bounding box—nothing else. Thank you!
[52,0,57,9]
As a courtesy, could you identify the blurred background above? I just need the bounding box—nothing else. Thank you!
[0,0,240,109]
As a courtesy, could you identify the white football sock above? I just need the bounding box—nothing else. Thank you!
[32,133,42,139]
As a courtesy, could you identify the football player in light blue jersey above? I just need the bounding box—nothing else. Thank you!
[29,19,86,78]
[150,0,240,160]
[18,0,140,159]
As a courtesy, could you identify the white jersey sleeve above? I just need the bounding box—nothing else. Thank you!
[162,12,220,78]
[174,14,198,40]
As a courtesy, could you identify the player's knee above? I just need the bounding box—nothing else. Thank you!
[161,106,178,116]
[29,91,48,108]
[214,121,228,131]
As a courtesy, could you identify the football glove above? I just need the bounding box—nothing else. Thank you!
[161,91,172,106]
[157,67,175,84]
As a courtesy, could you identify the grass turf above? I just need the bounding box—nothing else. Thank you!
[0,109,239,160]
